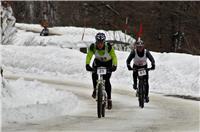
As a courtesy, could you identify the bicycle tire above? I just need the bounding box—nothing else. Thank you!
[97,84,103,118]
[102,102,106,117]
[139,80,144,108]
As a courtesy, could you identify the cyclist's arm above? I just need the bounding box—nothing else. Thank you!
[40,29,44,36]
[109,47,117,66]
[146,50,155,65]
[86,44,94,65]
[126,50,135,65]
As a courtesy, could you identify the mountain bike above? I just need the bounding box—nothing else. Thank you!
[96,67,108,118]
[135,68,151,108]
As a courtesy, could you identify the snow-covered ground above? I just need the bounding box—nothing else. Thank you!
[1,23,200,124]
[2,78,79,123]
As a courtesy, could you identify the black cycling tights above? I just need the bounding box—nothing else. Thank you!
[92,72,112,99]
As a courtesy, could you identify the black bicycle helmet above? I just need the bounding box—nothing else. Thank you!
[135,38,144,46]
[95,32,106,42]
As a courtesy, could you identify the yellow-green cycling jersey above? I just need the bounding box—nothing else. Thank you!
[86,42,117,66]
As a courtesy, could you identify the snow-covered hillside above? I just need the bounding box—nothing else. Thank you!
[14,23,135,48]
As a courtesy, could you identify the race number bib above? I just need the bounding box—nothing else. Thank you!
[97,67,107,75]
[138,70,146,76]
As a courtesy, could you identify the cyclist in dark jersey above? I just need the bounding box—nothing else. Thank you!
[126,38,155,103]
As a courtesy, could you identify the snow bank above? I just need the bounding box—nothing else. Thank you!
[150,52,200,96]
[2,78,79,123]
[2,45,200,97]
[2,45,88,80]
[113,51,200,97]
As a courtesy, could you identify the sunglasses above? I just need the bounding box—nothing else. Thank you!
[97,41,104,44]
[136,45,144,47]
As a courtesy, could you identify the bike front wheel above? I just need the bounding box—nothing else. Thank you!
[97,84,103,118]
[102,102,106,117]
[138,80,144,108]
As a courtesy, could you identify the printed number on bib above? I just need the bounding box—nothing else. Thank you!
[97,68,106,75]
[138,70,146,76]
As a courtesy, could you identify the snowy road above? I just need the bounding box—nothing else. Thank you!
[3,74,200,132]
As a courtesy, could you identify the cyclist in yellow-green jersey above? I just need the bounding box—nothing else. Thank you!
[85,32,117,110]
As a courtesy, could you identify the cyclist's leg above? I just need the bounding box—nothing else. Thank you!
[101,60,112,99]
[92,73,98,98]
[145,71,149,102]
[91,59,100,98]
[133,65,139,90]
[103,73,112,99]
[92,73,98,89]
[146,71,149,97]
[103,73,112,109]
[133,71,138,90]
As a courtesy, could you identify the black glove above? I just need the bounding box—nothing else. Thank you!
[86,64,93,71]
[151,63,155,70]
[127,64,133,70]
[111,65,117,72]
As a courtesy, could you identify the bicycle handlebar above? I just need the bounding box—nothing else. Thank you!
[131,67,152,72]
[90,67,112,74]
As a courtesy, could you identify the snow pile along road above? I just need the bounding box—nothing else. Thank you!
[2,45,200,97]
[2,78,79,123]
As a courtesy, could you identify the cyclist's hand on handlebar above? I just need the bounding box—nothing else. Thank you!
[127,64,133,70]
[86,64,93,71]
[132,68,137,72]
[150,63,155,70]
[111,65,117,72]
